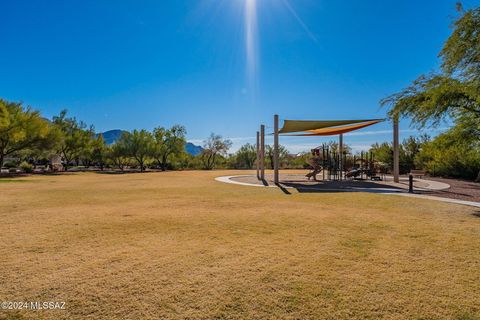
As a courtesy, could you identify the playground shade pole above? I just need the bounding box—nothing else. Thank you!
[274,115,280,184]
[322,145,325,181]
[256,131,260,179]
[339,134,343,181]
[260,125,265,180]
[393,116,400,183]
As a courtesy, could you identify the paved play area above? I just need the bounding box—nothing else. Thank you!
[216,171,480,208]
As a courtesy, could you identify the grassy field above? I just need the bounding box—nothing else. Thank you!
[0,171,479,320]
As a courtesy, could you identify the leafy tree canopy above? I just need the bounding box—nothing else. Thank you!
[52,110,95,170]
[201,133,232,170]
[152,125,187,171]
[122,130,154,171]
[265,145,289,170]
[233,143,257,169]
[382,6,480,133]
[0,99,55,168]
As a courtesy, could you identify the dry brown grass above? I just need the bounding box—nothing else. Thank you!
[0,170,479,320]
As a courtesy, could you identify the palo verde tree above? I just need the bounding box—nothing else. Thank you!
[265,144,289,169]
[17,124,62,167]
[107,136,130,171]
[152,125,187,171]
[200,133,232,170]
[91,134,108,170]
[123,130,154,172]
[0,99,56,168]
[234,143,257,169]
[381,5,480,179]
[53,110,95,171]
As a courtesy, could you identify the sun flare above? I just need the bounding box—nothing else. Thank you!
[245,0,258,94]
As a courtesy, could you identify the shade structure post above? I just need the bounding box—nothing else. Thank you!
[256,131,260,179]
[322,145,325,181]
[393,116,400,183]
[260,125,265,180]
[274,115,280,184]
[339,134,343,181]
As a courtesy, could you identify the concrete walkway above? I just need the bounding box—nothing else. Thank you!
[215,174,480,208]
[391,193,480,208]
[387,175,450,191]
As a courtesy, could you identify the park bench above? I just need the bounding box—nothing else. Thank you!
[410,170,426,178]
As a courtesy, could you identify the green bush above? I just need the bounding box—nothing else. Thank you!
[19,161,34,173]
[415,129,480,180]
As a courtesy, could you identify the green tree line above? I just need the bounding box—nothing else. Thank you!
[0,101,237,172]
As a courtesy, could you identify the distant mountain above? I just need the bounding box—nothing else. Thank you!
[185,142,203,156]
[97,130,127,145]
[97,130,204,156]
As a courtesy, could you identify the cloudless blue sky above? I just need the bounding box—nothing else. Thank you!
[1,0,478,151]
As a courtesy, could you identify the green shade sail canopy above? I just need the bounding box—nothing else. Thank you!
[279,119,385,134]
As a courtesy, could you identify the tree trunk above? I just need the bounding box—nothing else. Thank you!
[0,153,4,170]
[161,155,167,171]
[210,154,216,170]
[476,170,480,182]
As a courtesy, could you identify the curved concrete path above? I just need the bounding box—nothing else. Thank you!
[387,175,450,191]
[215,174,480,208]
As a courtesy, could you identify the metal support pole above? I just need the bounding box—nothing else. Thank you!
[256,131,260,179]
[393,116,400,183]
[260,125,265,180]
[322,145,325,181]
[274,114,279,184]
[339,134,343,181]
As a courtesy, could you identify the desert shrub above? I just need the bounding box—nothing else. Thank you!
[19,161,34,173]
[415,129,480,180]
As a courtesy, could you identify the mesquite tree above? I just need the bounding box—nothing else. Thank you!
[200,133,232,170]
[152,125,186,171]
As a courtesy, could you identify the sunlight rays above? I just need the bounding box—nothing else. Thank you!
[281,0,319,43]
[245,0,258,96]
[242,0,318,97]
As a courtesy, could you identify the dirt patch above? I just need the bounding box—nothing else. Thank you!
[423,177,480,202]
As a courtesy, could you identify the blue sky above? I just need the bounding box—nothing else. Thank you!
[1,0,477,152]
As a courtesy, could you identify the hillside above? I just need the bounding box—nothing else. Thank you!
[97,130,127,145]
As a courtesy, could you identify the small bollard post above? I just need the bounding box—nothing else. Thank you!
[409,174,414,193]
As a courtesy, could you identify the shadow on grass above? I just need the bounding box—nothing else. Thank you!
[0,179,31,183]
[275,183,292,195]
[280,180,404,194]
[0,172,79,179]
[472,211,480,218]
[94,170,162,175]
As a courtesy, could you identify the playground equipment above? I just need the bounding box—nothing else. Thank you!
[255,115,400,185]
[304,145,387,182]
